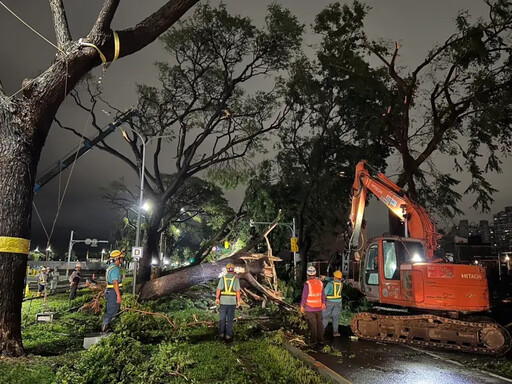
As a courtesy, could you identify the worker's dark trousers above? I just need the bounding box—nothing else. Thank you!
[69,283,78,300]
[102,289,120,328]
[219,304,236,337]
[305,311,324,344]
[322,301,342,334]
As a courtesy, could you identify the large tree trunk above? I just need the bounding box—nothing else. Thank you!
[138,209,162,288]
[389,154,418,237]
[0,110,43,356]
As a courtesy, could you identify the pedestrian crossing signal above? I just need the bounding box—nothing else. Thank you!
[291,237,299,252]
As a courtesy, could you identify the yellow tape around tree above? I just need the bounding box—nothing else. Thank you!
[0,236,30,254]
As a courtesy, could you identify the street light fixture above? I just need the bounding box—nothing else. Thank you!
[120,128,173,295]
[142,201,152,212]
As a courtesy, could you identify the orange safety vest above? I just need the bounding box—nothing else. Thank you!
[306,279,323,308]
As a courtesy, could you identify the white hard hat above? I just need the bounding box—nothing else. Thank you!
[307,266,317,276]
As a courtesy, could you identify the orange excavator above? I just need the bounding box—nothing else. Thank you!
[343,160,511,354]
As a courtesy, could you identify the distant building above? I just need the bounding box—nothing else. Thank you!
[479,220,491,244]
[493,207,512,252]
[453,219,496,254]
[457,219,470,238]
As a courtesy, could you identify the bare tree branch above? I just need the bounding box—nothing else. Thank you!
[0,80,6,98]
[91,0,121,35]
[365,41,409,93]
[49,0,72,48]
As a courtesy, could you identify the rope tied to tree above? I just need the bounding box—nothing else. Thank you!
[78,30,120,84]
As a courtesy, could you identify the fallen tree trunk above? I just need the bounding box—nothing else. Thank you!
[139,253,266,301]
[139,211,289,305]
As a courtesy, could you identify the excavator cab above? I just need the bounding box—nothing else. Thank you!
[360,237,426,304]
[358,235,492,311]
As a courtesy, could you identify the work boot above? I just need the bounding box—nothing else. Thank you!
[101,323,111,333]
[225,336,233,343]
[219,334,225,339]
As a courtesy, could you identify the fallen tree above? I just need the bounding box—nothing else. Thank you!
[138,211,294,309]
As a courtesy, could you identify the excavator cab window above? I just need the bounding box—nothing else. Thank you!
[383,240,401,280]
[366,244,379,285]
[383,239,425,281]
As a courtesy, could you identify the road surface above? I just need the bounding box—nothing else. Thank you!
[309,326,512,384]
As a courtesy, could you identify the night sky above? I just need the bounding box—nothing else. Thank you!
[1,0,509,256]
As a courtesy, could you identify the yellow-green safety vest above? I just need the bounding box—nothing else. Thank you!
[106,265,123,289]
[326,282,342,299]
[221,275,236,296]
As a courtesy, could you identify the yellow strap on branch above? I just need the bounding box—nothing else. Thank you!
[78,31,120,65]
[79,38,107,64]
[0,236,30,254]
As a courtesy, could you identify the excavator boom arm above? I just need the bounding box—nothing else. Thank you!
[349,160,438,258]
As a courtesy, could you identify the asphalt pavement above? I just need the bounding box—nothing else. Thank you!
[308,326,512,384]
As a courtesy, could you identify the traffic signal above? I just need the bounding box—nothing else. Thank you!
[290,237,299,252]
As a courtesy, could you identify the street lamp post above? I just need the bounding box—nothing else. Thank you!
[121,128,173,295]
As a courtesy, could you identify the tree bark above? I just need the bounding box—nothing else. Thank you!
[138,208,162,287]
[0,110,42,356]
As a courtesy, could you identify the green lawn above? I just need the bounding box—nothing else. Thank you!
[0,285,325,384]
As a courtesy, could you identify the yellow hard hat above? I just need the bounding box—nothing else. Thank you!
[226,263,235,272]
[110,250,124,259]
[334,270,342,279]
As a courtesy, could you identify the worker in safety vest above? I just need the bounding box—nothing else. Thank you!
[101,250,125,332]
[215,263,241,341]
[300,266,326,345]
[322,270,343,337]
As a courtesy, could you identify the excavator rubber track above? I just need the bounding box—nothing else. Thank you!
[351,312,511,355]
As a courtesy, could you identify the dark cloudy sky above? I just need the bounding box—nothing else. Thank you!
[1,0,509,255]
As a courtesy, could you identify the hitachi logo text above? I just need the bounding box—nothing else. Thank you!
[461,273,482,280]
